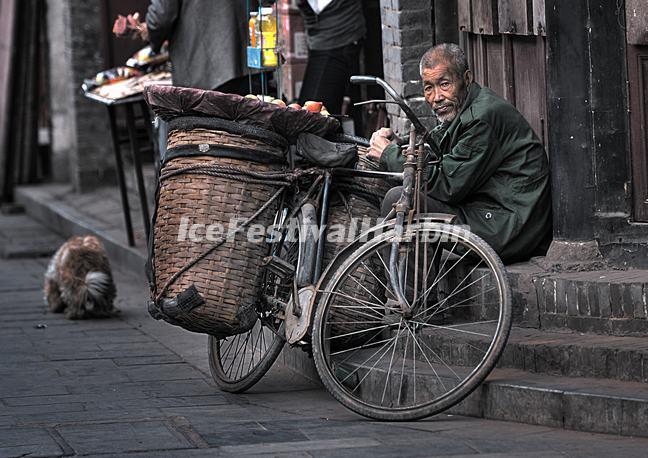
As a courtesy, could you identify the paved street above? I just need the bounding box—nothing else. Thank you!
[2,228,648,457]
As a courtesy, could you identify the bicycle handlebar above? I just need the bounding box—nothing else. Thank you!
[350,75,428,136]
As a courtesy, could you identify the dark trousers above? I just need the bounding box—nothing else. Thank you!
[298,42,362,115]
[380,186,464,222]
[380,186,463,305]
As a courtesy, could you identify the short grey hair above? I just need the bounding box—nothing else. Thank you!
[419,43,469,78]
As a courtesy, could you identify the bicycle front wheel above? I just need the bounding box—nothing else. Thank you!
[311,222,512,420]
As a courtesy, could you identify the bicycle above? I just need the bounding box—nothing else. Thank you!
[207,76,512,421]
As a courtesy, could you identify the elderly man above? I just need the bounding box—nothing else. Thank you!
[369,43,552,263]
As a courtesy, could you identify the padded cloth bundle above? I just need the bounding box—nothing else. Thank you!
[144,85,339,141]
[292,133,358,168]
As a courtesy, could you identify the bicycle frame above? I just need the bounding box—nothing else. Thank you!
[350,76,436,316]
[280,75,441,342]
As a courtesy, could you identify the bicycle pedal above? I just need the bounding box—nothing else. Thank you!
[262,255,295,279]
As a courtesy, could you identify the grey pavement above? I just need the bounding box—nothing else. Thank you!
[2,213,648,457]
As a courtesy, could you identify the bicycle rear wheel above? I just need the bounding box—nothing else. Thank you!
[311,222,512,420]
[208,205,296,393]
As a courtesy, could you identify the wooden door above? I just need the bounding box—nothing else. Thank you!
[459,0,548,145]
[626,0,648,221]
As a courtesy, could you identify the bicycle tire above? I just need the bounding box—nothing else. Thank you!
[207,202,298,393]
[311,222,512,421]
[208,322,285,393]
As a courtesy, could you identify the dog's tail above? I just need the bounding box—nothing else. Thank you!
[84,271,116,312]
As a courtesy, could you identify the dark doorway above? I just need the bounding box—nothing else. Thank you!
[627,44,648,222]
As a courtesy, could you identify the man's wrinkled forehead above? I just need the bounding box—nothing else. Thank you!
[421,61,455,82]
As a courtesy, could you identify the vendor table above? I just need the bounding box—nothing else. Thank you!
[83,91,153,247]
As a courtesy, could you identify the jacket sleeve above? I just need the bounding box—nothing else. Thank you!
[146,0,180,53]
[378,143,405,172]
[429,119,500,204]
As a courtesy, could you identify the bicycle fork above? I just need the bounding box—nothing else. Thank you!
[389,125,423,318]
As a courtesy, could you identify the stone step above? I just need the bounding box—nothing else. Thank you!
[534,270,648,336]
[454,367,648,438]
[474,263,648,336]
[422,324,648,384]
[0,213,64,259]
[341,347,648,437]
[15,185,147,276]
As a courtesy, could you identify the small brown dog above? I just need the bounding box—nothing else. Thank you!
[44,235,118,319]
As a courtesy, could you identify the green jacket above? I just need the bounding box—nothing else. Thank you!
[380,83,552,263]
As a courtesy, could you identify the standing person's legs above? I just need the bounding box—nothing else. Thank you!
[214,72,273,96]
[298,42,361,114]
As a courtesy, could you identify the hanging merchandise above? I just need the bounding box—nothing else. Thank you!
[260,7,277,67]
[248,11,258,48]
[247,6,278,69]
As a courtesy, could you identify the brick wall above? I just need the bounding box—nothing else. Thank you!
[379,0,436,134]
[47,0,114,191]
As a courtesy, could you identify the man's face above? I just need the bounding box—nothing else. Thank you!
[421,62,472,123]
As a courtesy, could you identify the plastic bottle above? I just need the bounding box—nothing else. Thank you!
[248,12,258,48]
[260,7,277,67]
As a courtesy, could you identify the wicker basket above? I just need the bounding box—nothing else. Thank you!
[149,125,287,337]
[325,146,393,343]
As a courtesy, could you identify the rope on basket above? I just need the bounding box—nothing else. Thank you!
[155,186,286,302]
[159,162,325,187]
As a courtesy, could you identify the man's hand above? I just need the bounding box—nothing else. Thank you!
[367,127,393,161]
[113,12,148,41]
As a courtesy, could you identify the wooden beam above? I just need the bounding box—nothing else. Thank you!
[472,0,498,35]
[626,0,648,45]
[532,0,546,36]
[458,0,472,33]
[498,0,533,35]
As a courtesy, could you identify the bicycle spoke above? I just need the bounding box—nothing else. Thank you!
[347,273,388,308]
[326,323,394,341]
[381,320,403,404]
[335,328,400,386]
[360,259,395,300]
[415,332,463,382]
[414,268,490,322]
[405,324,448,392]
[422,259,488,314]
[397,329,411,406]
[324,289,393,312]
[371,254,397,299]
[414,244,470,310]
[418,286,498,324]
[412,328,416,405]
[223,333,242,376]
[350,327,403,395]
[410,320,490,338]
[331,334,398,357]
